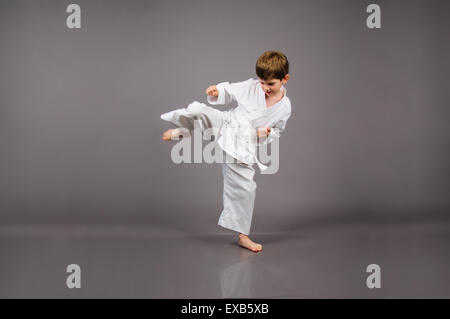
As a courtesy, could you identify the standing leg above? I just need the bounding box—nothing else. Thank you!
[219,161,262,252]
[161,102,262,251]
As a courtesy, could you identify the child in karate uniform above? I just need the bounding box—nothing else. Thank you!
[161,51,291,252]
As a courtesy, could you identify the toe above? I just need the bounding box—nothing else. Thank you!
[162,130,172,141]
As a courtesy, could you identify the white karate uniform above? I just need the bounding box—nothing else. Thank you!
[161,78,291,235]
[207,78,291,170]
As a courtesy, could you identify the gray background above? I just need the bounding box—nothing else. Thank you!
[0,0,449,298]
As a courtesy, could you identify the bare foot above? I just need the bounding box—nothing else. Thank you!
[238,234,263,252]
[162,128,190,141]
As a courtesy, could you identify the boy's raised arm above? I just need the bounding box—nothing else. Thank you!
[206,78,255,105]
[206,82,236,105]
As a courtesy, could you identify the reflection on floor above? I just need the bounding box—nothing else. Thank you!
[0,220,449,298]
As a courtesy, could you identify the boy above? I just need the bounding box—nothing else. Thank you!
[161,51,291,252]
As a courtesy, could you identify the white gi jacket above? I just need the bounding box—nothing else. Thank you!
[207,78,291,171]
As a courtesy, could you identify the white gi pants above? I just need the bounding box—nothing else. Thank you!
[161,102,257,235]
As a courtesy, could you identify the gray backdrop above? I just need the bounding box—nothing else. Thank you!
[1,0,449,234]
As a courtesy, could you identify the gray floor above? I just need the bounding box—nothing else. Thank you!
[0,219,450,298]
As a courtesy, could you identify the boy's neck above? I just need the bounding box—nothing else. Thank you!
[266,88,284,100]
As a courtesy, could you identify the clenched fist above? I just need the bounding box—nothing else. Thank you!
[257,127,271,138]
[206,85,219,97]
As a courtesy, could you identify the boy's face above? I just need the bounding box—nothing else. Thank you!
[259,74,290,97]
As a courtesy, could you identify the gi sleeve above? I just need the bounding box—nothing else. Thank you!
[206,78,254,106]
[260,109,291,145]
[207,82,236,105]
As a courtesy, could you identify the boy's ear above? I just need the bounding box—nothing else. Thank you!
[282,74,290,84]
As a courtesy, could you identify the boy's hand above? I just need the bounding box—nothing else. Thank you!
[257,127,271,138]
[206,85,219,97]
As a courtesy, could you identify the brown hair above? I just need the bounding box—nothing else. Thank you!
[255,51,289,81]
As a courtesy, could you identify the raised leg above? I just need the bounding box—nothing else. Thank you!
[162,128,191,141]
[160,101,224,137]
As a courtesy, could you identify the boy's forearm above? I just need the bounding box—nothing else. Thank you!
[207,82,234,105]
